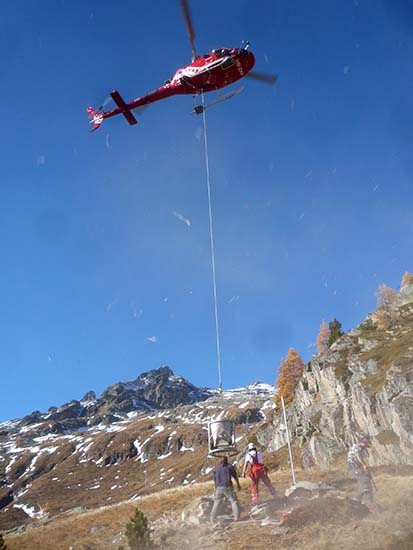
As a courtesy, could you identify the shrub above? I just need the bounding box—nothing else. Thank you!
[376,430,400,446]
[334,359,350,380]
[359,318,376,332]
[359,371,387,396]
[375,308,393,330]
[125,508,152,549]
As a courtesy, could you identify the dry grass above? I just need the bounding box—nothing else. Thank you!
[0,418,217,531]
[4,464,412,550]
[359,317,413,367]
[3,481,216,550]
[265,445,304,470]
[354,312,413,396]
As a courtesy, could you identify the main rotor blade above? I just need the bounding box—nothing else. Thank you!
[180,0,197,61]
[246,71,278,85]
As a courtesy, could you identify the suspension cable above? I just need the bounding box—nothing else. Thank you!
[201,92,222,393]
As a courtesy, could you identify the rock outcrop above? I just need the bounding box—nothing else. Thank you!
[16,366,212,433]
[259,285,413,467]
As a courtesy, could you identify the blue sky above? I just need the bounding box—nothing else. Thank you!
[1,0,413,422]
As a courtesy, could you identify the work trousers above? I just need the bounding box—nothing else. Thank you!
[211,486,240,521]
[250,473,276,504]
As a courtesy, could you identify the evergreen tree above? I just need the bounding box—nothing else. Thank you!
[316,320,330,354]
[275,348,304,409]
[0,533,7,550]
[328,318,343,347]
[125,508,152,550]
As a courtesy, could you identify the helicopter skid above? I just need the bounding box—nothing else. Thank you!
[191,86,244,115]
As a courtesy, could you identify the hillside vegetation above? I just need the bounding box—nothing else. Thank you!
[4,464,413,550]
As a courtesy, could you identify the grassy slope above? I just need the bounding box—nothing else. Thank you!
[4,464,413,550]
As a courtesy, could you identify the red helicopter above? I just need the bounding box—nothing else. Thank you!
[87,0,277,131]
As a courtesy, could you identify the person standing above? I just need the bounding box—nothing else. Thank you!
[210,456,241,522]
[347,436,376,509]
[242,442,276,505]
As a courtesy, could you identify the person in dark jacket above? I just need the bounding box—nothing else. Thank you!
[210,456,241,522]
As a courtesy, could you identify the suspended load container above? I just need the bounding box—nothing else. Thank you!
[208,420,237,456]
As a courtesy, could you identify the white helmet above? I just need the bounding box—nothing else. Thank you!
[247,442,256,450]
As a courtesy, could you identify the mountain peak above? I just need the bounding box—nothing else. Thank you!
[15,366,211,434]
[138,365,173,379]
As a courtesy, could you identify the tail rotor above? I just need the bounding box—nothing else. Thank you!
[86,107,104,132]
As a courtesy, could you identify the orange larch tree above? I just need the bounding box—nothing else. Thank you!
[375,283,397,330]
[275,348,304,410]
[316,320,330,354]
[375,284,397,308]
[401,272,413,288]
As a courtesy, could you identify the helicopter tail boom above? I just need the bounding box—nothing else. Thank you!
[110,90,138,125]
[86,90,138,132]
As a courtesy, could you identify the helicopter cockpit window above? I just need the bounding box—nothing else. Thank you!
[221,57,234,69]
[212,48,232,58]
[203,54,210,59]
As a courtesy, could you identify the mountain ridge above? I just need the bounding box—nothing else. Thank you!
[13,365,214,435]
[0,370,275,532]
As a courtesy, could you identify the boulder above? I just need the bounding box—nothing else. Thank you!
[249,497,287,520]
[181,496,215,524]
[285,481,336,500]
[0,489,13,510]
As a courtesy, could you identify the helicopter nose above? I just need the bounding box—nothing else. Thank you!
[239,48,255,63]
[247,51,255,70]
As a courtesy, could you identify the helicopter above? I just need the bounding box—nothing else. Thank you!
[87,0,277,131]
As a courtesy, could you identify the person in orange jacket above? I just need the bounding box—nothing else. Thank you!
[242,442,276,505]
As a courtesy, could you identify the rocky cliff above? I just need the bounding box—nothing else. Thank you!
[259,284,413,468]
